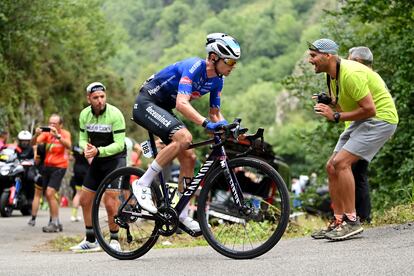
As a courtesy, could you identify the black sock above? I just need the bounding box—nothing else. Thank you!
[110,230,119,241]
[31,215,36,220]
[86,226,95,243]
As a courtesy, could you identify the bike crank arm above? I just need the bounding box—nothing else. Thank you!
[178,222,203,237]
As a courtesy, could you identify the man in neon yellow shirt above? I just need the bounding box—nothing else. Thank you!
[308,38,398,241]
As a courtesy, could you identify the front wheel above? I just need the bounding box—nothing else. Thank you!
[92,167,160,260]
[197,157,290,259]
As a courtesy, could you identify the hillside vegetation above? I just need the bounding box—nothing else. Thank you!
[1,0,413,211]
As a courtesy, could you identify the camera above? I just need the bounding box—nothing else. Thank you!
[313,92,332,105]
[40,126,51,132]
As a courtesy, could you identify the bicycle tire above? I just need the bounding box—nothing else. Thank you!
[92,166,160,260]
[197,157,290,259]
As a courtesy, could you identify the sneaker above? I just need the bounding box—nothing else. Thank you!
[28,218,36,227]
[180,216,201,232]
[325,216,364,241]
[70,238,101,252]
[70,216,82,222]
[42,223,62,233]
[132,183,157,214]
[311,218,340,239]
[109,239,121,251]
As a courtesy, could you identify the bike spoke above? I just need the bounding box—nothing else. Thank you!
[92,167,160,260]
[198,158,290,259]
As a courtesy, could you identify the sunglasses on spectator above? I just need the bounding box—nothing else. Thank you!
[222,58,237,66]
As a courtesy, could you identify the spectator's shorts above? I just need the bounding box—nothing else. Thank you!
[82,157,126,192]
[36,166,66,191]
[70,172,86,196]
[334,119,397,162]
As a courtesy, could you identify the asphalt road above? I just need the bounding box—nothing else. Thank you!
[0,208,413,276]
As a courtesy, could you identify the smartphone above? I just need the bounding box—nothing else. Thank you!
[40,126,51,132]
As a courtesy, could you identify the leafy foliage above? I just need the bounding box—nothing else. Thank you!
[0,0,127,140]
[285,0,414,210]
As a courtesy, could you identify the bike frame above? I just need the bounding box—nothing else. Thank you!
[148,131,245,218]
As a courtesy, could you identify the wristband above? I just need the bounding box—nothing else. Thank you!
[202,119,210,128]
[333,112,341,123]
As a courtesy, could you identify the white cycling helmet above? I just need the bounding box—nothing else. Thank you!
[86,82,106,93]
[18,130,32,141]
[205,33,241,60]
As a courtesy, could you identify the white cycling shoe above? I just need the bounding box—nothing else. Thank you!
[132,182,157,214]
[180,216,201,232]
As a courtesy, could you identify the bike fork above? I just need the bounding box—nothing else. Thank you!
[219,160,244,207]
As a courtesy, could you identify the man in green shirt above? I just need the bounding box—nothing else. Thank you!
[307,39,398,241]
[70,82,126,252]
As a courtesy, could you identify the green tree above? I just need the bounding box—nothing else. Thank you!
[0,0,132,144]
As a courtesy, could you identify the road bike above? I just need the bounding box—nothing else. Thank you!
[92,119,290,259]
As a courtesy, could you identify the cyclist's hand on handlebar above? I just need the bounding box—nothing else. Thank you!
[205,120,228,131]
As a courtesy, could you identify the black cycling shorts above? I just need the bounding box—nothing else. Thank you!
[132,85,185,144]
[38,166,66,191]
[82,157,126,192]
[70,172,86,196]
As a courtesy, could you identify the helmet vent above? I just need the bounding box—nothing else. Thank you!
[217,44,230,56]
[226,45,239,58]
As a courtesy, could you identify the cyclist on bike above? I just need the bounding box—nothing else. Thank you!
[132,33,241,232]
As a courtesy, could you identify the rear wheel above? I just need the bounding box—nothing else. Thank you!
[0,191,13,217]
[197,157,290,259]
[92,167,160,260]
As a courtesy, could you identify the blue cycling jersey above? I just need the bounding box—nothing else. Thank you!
[145,57,224,109]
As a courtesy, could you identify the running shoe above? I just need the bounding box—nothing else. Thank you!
[311,217,340,239]
[70,238,101,252]
[109,239,121,251]
[325,216,363,241]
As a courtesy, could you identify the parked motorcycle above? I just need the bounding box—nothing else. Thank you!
[0,147,33,217]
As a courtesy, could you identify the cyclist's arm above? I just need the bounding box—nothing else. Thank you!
[175,61,209,126]
[208,80,225,122]
[176,94,206,126]
[208,107,225,122]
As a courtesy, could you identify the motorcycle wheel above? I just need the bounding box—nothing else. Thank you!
[0,191,13,217]
[19,194,31,216]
